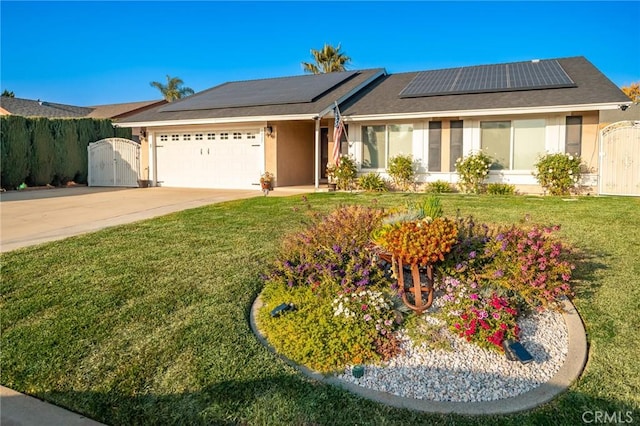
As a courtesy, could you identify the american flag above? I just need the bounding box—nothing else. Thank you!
[332,106,342,166]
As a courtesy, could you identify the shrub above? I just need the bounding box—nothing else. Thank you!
[260,205,402,372]
[487,183,516,195]
[479,225,575,309]
[29,118,55,186]
[533,152,582,195]
[334,155,358,190]
[437,280,521,352]
[358,173,388,192]
[407,195,444,220]
[387,154,415,191]
[0,116,30,189]
[455,151,493,194]
[373,217,458,267]
[266,205,389,293]
[258,283,387,372]
[425,180,454,194]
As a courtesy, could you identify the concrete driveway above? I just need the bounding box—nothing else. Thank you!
[0,186,314,252]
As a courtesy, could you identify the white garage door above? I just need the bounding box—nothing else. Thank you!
[155,130,262,189]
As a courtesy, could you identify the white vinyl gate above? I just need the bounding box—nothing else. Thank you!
[599,121,640,196]
[88,138,140,187]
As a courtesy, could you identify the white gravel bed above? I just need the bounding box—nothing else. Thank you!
[337,308,568,402]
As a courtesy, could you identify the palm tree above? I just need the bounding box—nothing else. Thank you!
[302,43,351,74]
[150,75,195,102]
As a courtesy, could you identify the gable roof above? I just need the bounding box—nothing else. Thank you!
[0,97,93,118]
[340,57,630,118]
[116,69,386,126]
[87,100,166,119]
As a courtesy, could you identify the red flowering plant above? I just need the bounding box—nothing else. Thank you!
[435,276,520,351]
[479,224,575,310]
[457,294,520,351]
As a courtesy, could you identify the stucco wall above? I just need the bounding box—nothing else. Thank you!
[273,121,315,186]
[580,111,600,172]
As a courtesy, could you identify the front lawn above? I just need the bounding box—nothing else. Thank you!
[1,193,638,425]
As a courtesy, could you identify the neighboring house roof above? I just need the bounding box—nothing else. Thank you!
[599,102,640,123]
[0,96,93,118]
[340,57,630,118]
[87,100,166,119]
[116,69,386,126]
[0,96,165,120]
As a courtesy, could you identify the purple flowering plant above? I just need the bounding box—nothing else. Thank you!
[266,205,391,293]
[479,224,575,309]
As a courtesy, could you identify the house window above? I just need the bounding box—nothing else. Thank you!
[171,134,179,141]
[450,120,463,171]
[362,124,413,169]
[247,132,256,139]
[207,133,216,140]
[513,119,545,169]
[233,132,242,139]
[565,116,582,156]
[481,119,545,170]
[183,134,191,141]
[428,121,442,171]
[220,133,229,140]
[195,133,203,140]
[159,134,168,142]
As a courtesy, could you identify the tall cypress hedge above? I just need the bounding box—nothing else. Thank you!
[0,116,131,189]
[29,118,55,186]
[1,116,31,189]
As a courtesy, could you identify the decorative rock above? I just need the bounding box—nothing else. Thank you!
[337,309,568,402]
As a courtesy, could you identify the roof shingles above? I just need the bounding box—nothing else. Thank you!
[340,57,629,116]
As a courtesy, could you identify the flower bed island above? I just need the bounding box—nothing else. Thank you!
[255,196,576,401]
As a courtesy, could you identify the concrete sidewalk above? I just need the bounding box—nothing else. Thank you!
[0,386,104,426]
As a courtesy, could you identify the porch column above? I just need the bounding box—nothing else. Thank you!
[314,117,320,189]
[148,132,157,186]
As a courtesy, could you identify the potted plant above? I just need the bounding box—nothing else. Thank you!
[326,164,337,191]
[260,171,274,192]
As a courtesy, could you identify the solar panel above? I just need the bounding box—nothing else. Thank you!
[399,59,575,98]
[160,71,359,112]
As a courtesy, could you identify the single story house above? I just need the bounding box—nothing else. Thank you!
[115,56,632,193]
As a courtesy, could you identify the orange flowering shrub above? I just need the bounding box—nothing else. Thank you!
[374,218,458,266]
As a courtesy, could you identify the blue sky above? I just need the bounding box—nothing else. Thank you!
[1,1,639,106]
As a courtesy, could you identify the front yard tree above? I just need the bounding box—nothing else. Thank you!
[302,43,351,74]
[621,82,639,103]
[150,75,195,102]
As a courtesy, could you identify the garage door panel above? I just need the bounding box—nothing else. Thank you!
[156,130,261,189]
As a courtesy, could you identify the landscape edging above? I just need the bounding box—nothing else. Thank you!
[249,294,587,415]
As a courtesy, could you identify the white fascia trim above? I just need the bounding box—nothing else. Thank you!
[114,114,318,128]
[317,69,388,118]
[345,102,625,122]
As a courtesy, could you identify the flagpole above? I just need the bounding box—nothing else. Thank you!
[334,101,350,142]
[332,102,350,167]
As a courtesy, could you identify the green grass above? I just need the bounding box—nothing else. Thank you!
[1,193,639,425]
